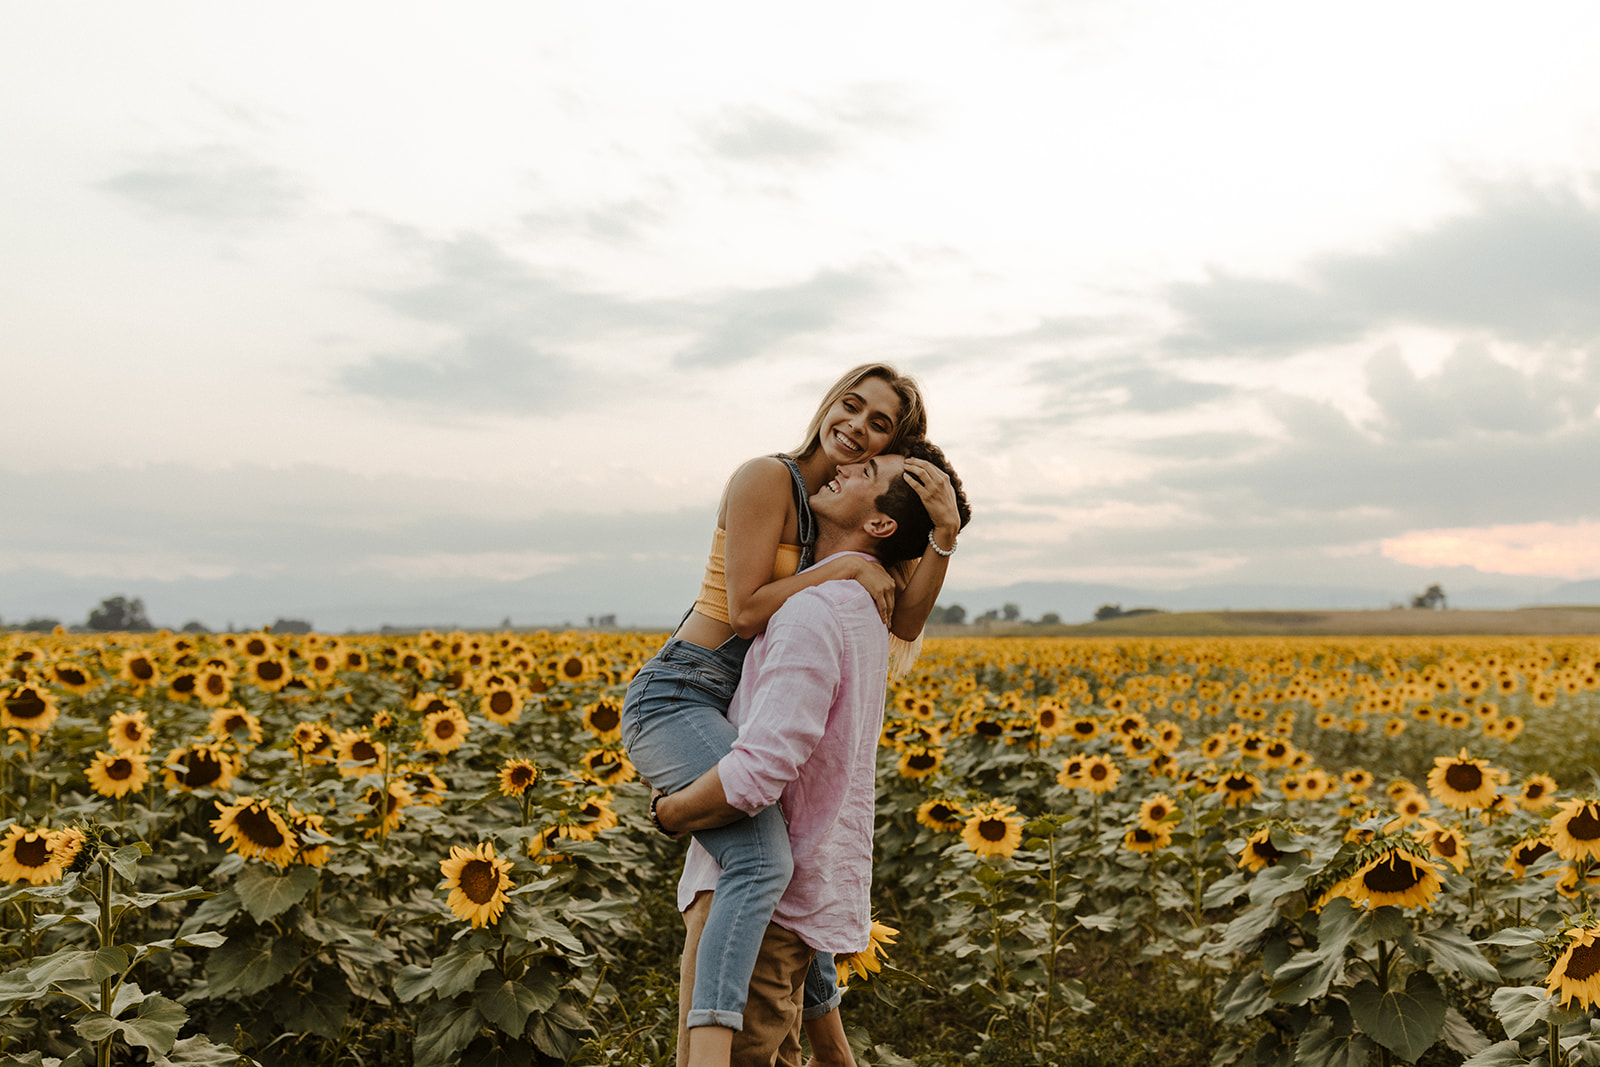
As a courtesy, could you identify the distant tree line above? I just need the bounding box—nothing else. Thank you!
[0,594,311,635]
[927,602,1064,627]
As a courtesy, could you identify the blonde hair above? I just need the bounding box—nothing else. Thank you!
[791,363,927,461]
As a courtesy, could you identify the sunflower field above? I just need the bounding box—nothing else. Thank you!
[3,628,1600,1066]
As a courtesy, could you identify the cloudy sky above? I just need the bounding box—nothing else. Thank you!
[3,2,1599,630]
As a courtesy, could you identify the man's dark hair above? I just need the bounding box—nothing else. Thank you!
[873,439,972,563]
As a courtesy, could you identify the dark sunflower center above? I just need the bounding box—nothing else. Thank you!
[58,668,87,686]
[129,659,154,681]
[1065,761,1083,777]
[312,656,331,671]
[1090,764,1109,781]
[579,803,604,825]
[1252,839,1285,861]
[1444,764,1484,792]
[1266,744,1287,759]
[1432,833,1459,858]
[204,674,227,695]
[245,639,268,656]
[1225,776,1253,792]
[590,704,620,730]
[1566,942,1600,982]
[1517,841,1553,866]
[107,759,133,781]
[978,818,1008,842]
[1039,711,1057,728]
[7,690,46,719]
[255,661,284,682]
[1074,722,1094,735]
[1147,804,1168,821]
[121,723,145,741]
[351,740,378,763]
[433,719,457,739]
[908,753,937,771]
[171,674,196,694]
[589,756,617,776]
[459,859,498,904]
[929,804,956,823]
[508,767,534,788]
[1365,854,1422,893]
[1526,783,1547,800]
[490,691,516,715]
[237,806,286,848]
[181,750,223,787]
[16,835,50,867]
[1568,806,1600,842]
[1131,828,1155,844]
[345,653,364,669]
[422,699,448,715]
[223,715,247,734]
[562,657,583,678]
[975,721,1003,737]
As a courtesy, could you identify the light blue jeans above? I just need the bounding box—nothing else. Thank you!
[623,633,797,1031]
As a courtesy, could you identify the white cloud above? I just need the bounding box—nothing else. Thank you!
[1382,522,1600,580]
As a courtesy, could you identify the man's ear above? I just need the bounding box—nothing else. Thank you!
[863,514,897,541]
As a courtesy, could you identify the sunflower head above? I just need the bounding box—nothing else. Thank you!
[960,801,1026,859]
[1426,748,1501,811]
[499,758,541,797]
[1546,925,1600,1010]
[915,798,965,833]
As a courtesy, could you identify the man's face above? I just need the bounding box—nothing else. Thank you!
[811,454,905,529]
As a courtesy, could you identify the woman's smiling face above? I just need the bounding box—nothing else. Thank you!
[818,376,902,467]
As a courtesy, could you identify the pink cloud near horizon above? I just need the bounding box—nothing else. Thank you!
[1381,521,1600,580]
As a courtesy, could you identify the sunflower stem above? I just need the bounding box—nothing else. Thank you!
[96,853,114,1067]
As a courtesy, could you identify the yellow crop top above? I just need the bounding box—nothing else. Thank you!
[691,527,803,625]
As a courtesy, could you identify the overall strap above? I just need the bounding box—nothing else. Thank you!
[778,454,817,570]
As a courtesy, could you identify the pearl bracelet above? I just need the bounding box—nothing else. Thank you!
[927,530,957,557]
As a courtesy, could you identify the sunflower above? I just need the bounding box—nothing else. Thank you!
[1342,768,1375,792]
[1137,794,1176,831]
[555,653,596,684]
[482,685,525,726]
[1426,749,1500,811]
[1067,716,1100,742]
[960,801,1025,859]
[0,825,66,885]
[403,767,449,806]
[50,661,98,695]
[499,758,541,797]
[578,747,636,787]
[1079,755,1120,795]
[835,920,899,987]
[362,780,414,838]
[333,729,387,777]
[208,707,263,748]
[559,794,619,841]
[1413,819,1470,873]
[285,805,330,867]
[247,656,292,693]
[166,671,198,702]
[439,842,514,928]
[1498,715,1525,742]
[1333,846,1445,910]
[211,797,297,865]
[1239,826,1299,873]
[1124,823,1172,854]
[107,710,152,754]
[421,705,470,754]
[1034,699,1068,740]
[1504,836,1556,878]
[1549,799,1600,862]
[292,722,335,762]
[1518,774,1559,811]
[2,685,59,733]
[195,667,233,707]
[52,826,87,871]
[897,747,943,780]
[162,742,238,791]
[239,633,275,659]
[915,798,965,833]
[1393,791,1431,821]
[1546,925,1600,1010]
[1216,771,1263,809]
[86,750,150,798]
[118,651,161,690]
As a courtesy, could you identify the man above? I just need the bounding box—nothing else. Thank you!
[653,439,971,1066]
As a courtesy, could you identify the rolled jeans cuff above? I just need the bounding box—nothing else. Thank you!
[686,1007,744,1031]
[801,990,841,1021]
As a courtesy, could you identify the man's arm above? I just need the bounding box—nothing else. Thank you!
[652,766,740,835]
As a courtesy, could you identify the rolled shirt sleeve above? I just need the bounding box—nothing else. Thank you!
[715,592,842,816]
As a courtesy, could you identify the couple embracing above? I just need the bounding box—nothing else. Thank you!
[621,364,972,1066]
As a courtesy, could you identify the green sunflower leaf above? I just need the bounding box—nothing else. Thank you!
[1297,1012,1375,1067]
[1414,926,1501,984]
[1348,972,1446,1062]
[1490,985,1553,1038]
[234,864,318,923]
[204,936,299,996]
[432,947,495,999]
[73,994,185,1057]
[1459,1039,1530,1066]
[414,1001,482,1067]
[31,946,132,986]
[476,969,549,1037]
[150,1033,252,1065]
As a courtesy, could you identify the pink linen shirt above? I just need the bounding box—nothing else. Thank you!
[676,552,889,955]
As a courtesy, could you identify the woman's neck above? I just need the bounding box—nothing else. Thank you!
[791,450,836,497]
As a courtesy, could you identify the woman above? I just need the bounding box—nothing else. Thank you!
[622,363,962,1066]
